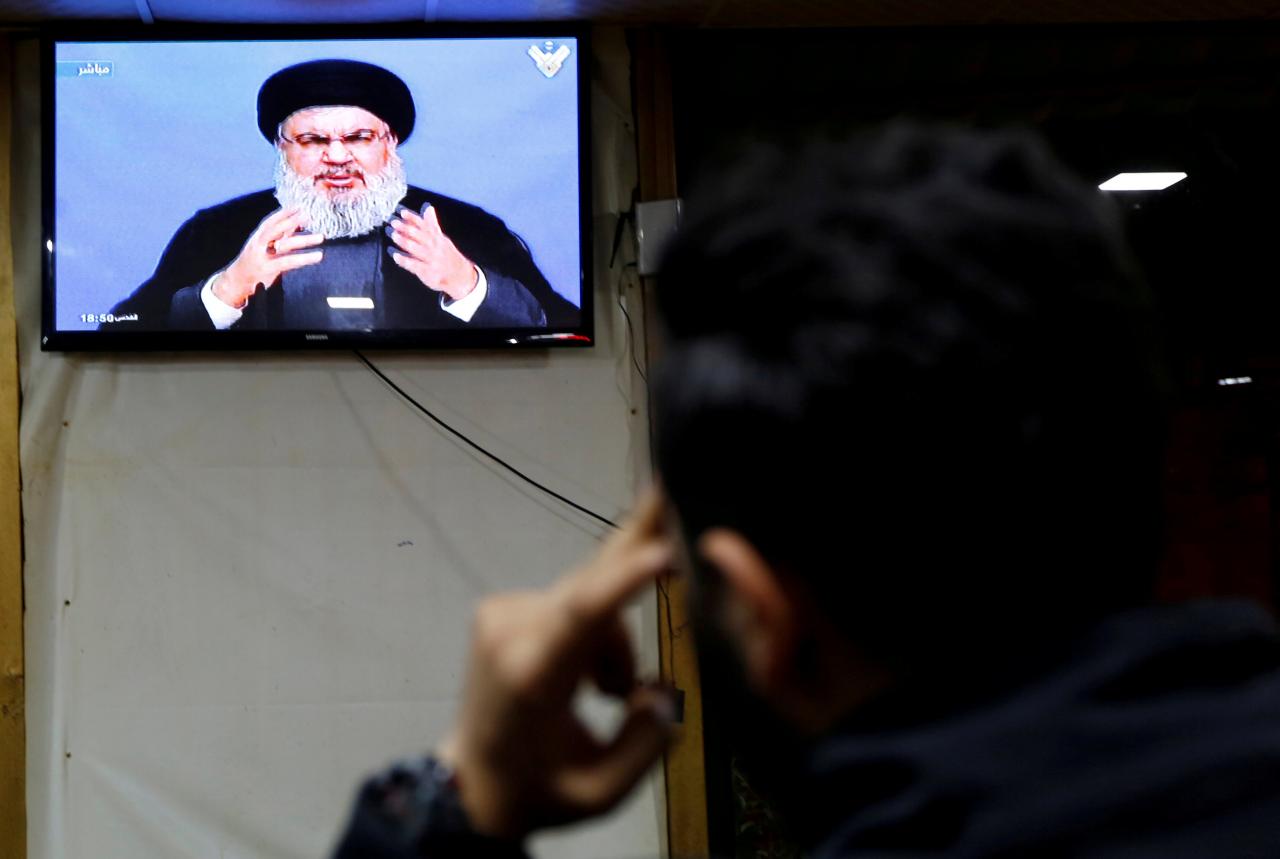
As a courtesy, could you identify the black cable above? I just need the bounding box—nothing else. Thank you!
[617,287,649,383]
[356,204,680,677]
[357,350,681,680]
[354,350,620,530]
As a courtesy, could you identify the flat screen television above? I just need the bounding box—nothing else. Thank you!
[41,26,591,351]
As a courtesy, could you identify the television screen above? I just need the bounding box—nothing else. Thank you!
[41,29,590,350]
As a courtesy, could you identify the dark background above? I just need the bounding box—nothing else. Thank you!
[670,24,1280,856]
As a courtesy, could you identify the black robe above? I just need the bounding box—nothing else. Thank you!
[108,187,578,331]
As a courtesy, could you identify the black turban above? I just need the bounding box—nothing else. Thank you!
[257,59,416,144]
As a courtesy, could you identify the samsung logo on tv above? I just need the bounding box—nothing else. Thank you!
[305,334,329,341]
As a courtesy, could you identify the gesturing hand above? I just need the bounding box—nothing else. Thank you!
[214,206,324,309]
[439,490,677,841]
[387,204,479,302]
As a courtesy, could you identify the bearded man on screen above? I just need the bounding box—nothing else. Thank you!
[110,59,574,331]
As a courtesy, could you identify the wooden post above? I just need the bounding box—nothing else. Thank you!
[631,28,709,859]
[0,34,28,859]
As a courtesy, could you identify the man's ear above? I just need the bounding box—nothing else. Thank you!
[697,529,798,696]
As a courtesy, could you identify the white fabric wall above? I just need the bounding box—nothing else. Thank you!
[15,29,663,859]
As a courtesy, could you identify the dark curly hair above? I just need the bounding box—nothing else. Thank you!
[654,124,1169,665]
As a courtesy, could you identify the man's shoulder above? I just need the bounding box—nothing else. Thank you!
[185,189,280,228]
[401,186,505,227]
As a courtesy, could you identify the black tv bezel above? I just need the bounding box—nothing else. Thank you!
[39,22,594,352]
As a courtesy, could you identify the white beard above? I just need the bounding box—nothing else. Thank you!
[273,149,408,240]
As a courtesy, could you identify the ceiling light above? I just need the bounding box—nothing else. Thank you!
[1098,172,1187,192]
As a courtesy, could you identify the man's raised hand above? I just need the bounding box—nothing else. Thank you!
[213,207,324,309]
[387,204,479,302]
[438,490,678,841]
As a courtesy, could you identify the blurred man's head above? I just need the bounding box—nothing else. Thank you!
[654,125,1169,736]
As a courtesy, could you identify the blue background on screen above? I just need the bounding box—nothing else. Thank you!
[53,37,581,332]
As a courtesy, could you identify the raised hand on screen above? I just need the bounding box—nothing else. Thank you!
[386,204,479,303]
[213,206,325,309]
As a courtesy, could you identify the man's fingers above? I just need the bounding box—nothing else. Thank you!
[389,214,450,254]
[271,232,324,255]
[398,205,449,239]
[390,251,440,289]
[557,490,670,614]
[616,489,668,550]
[554,688,674,815]
[393,211,426,236]
[256,207,302,240]
[397,204,433,228]
[271,250,324,273]
[561,539,671,623]
[584,490,669,571]
[262,218,306,253]
[389,250,419,275]
[387,224,434,261]
[419,204,446,237]
[257,206,300,232]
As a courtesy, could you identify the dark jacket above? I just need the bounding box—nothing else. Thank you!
[333,599,1280,858]
[790,599,1280,858]
[109,187,578,331]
